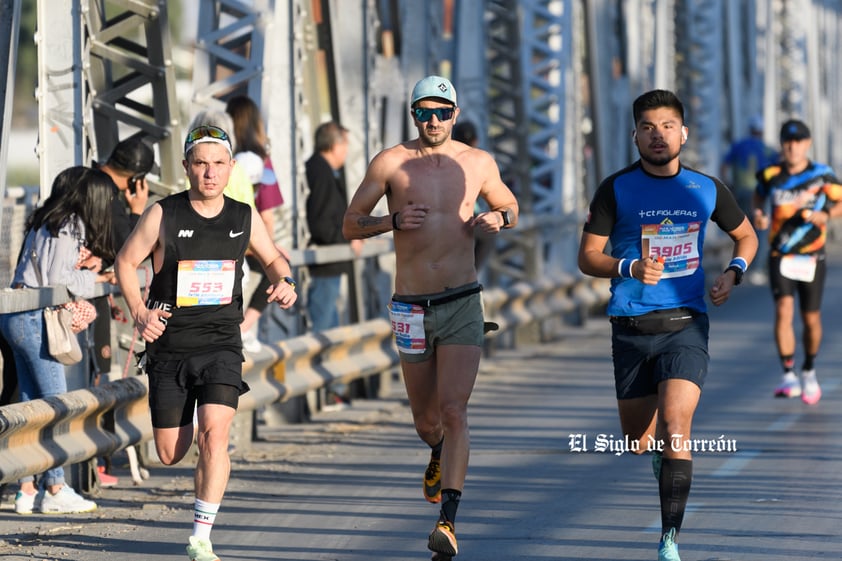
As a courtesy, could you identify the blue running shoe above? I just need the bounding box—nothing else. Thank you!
[652,450,662,481]
[658,527,681,561]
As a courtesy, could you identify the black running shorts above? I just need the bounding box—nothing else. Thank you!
[611,313,710,399]
[146,349,247,428]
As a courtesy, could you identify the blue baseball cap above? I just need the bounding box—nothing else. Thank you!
[410,75,457,107]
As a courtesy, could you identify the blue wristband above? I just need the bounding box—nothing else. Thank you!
[619,258,637,279]
[728,257,747,273]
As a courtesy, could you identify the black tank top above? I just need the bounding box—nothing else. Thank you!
[146,191,251,359]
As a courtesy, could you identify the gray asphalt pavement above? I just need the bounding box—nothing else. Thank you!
[2,247,842,561]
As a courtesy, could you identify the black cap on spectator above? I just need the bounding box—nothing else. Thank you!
[107,134,158,175]
[780,119,811,142]
[453,121,478,146]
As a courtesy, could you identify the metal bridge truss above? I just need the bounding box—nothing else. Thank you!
[484,0,575,282]
[7,0,842,289]
[33,0,182,198]
[34,0,89,200]
[85,0,182,191]
[0,0,21,212]
[192,0,269,108]
[674,0,723,171]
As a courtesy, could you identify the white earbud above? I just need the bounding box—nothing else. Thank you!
[681,128,688,142]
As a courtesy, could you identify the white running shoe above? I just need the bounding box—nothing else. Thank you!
[186,536,220,561]
[14,490,40,514]
[774,372,801,398]
[801,370,822,405]
[40,485,97,514]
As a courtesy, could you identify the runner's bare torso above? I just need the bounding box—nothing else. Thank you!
[378,139,511,294]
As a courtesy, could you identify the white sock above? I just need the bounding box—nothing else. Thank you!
[192,498,220,540]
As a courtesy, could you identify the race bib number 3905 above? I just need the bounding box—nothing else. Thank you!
[641,222,701,278]
[176,260,236,307]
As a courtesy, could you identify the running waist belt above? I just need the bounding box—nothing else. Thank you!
[393,284,483,308]
[610,307,697,334]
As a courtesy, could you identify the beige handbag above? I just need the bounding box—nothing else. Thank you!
[44,306,83,365]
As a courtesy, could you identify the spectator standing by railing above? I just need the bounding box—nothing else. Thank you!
[305,121,360,407]
[305,121,360,331]
[0,166,115,515]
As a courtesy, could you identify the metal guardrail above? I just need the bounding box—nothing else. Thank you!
[0,221,738,486]
[0,376,149,485]
[0,274,613,485]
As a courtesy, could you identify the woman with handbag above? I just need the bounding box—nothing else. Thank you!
[0,166,115,515]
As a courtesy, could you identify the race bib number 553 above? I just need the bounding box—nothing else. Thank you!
[176,260,236,306]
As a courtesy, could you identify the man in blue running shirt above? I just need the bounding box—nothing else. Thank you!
[578,89,758,561]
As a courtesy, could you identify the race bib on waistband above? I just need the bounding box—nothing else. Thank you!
[388,301,426,354]
[176,260,236,307]
[641,222,701,278]
[779,254,817,282]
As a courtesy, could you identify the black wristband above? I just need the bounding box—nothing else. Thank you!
[724,265,744,285]
[392,212,401,231]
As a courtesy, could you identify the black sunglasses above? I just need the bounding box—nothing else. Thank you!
[412,107,455,123]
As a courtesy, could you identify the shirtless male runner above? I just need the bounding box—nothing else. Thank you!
[343,75,518,560]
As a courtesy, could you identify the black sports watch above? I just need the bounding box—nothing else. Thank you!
[282,276,297,289]
[724,265,744,285]
[498,209,512,228]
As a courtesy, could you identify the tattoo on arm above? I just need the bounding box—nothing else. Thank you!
[356,215,391,238]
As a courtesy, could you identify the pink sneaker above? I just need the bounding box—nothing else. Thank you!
[801,370,821,405]
[97,465,119,487]
[774,372,801,398]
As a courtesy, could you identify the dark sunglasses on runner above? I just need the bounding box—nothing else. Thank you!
[412,107,455,122]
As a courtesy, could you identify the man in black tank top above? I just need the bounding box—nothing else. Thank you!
[115,126,298,561]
